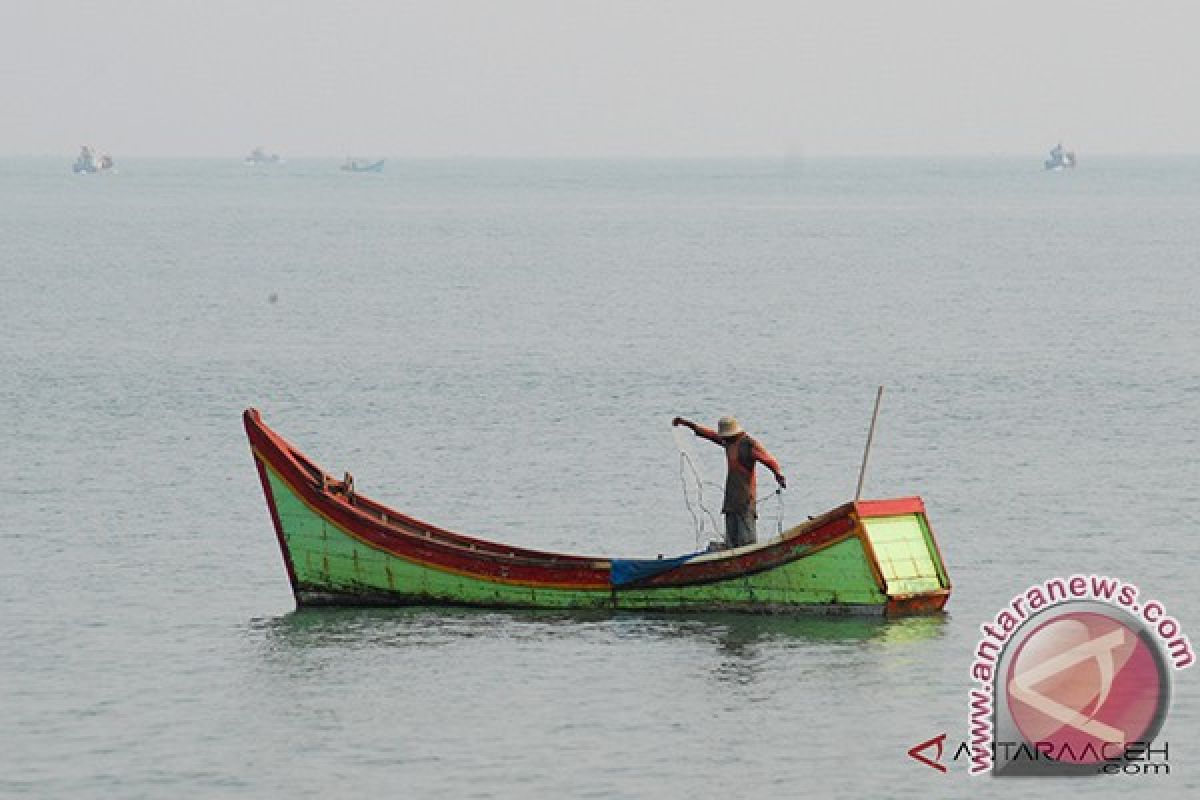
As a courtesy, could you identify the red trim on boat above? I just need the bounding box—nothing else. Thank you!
[855,497,925,517]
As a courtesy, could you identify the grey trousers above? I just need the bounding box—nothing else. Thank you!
[724,510,757,548]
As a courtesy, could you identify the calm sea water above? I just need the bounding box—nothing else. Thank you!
[1,157,1196,798]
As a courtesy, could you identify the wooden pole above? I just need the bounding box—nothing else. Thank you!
[855,385,885,501]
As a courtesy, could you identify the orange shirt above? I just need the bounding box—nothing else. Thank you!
[691,427,782,514]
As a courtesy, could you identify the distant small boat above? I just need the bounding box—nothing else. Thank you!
[73,146,114,174]
[1044,142,1077,171]
[245,408,952,615]
[341,158,385,173]
[244,147,283,166]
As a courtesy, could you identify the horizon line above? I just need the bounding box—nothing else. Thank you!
[7,151,1200,160]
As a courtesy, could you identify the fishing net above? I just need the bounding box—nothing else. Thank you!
[674,427,723,551]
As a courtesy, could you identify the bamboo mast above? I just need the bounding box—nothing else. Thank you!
[855,385,885,501]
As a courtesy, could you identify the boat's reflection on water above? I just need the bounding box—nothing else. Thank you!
[253,606,948,660]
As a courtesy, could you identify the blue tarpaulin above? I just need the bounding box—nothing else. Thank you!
[610,553,701,587]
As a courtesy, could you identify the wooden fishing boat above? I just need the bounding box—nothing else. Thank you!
[245,409,951,616]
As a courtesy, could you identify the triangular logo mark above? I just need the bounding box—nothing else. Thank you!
[1007,627,1127,744]
[908,733,947,772]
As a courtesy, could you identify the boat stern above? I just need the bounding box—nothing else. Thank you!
[854,498,952,616]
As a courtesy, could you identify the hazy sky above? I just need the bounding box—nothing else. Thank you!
[4,0,1197,157]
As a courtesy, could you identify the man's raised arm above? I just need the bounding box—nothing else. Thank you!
[672,416,722,444]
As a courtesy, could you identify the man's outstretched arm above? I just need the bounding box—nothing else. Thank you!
[672,416,722,445]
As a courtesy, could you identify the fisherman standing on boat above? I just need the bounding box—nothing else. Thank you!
[671,416,786,548]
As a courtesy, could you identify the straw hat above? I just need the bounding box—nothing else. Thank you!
[717,416,743,437]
